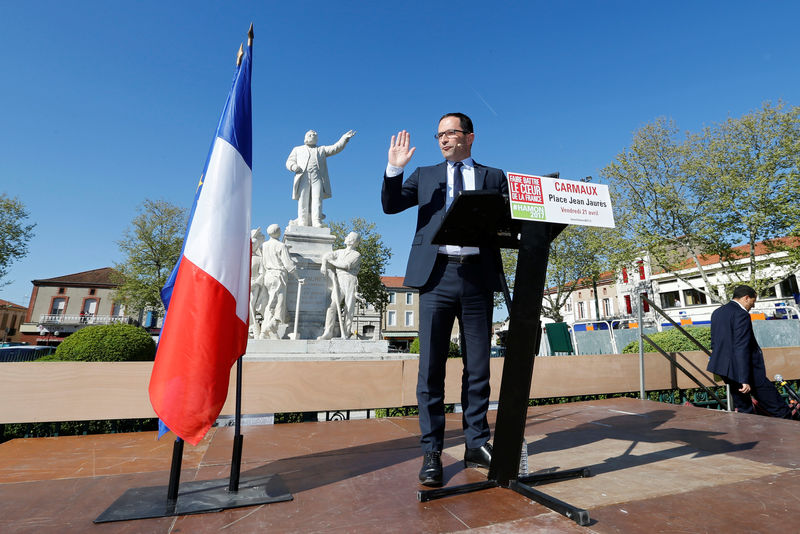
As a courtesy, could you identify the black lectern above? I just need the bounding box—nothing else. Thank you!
[417,189,592,526]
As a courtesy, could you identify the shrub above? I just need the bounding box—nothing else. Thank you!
[622,326,711,354]
[39,323,156,362]
[409,337,461,357]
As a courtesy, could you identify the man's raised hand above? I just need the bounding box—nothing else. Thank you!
[388,130,416,168]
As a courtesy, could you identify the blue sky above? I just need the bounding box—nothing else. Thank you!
[2,1,799,317]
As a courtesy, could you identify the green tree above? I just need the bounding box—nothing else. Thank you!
[602,103,800,302]
[0,194,36,286]
[695,101,800,297]
[501,224,630,322]
[113,199,187,316]
[602,117,720,300]
[328,217,392,331]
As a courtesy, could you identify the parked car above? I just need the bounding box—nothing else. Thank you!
[0,346,56,362]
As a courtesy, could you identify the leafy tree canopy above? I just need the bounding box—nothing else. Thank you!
[603,102,800,301]
[501,222,631,322]
[113,199,187,314]
[0,193,36,286]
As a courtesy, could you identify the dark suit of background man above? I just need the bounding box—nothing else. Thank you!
[381,113,509,486]
[708,284,796,419]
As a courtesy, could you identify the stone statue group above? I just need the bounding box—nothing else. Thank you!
[248,128,361,340]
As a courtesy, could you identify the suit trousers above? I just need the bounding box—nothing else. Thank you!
[417,255,493,452]
[724,368,792,418]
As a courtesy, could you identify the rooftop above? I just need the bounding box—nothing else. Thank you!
[32,267,120,288]
[0,298,26,310]
[382,275,411,289]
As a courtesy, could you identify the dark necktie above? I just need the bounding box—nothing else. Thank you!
[449,161,463,209]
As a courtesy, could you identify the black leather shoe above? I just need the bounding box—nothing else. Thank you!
[464,442,493,469]
[419,451,443,486]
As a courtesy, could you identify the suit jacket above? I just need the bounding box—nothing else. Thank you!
[708,301,763,384]
[381,161,508,289]
[286,135,349,200]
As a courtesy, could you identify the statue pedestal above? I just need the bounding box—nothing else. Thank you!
[283,225,336,340]
[244,339,395,360]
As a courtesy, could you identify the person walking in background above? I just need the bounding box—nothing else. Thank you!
[708,284,798,419]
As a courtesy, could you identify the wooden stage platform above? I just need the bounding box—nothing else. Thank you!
[2,397,799,533]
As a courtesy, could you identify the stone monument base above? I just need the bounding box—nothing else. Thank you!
[244,339,402,361]
[282,225,336,340]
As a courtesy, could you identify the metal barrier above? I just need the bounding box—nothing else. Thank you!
[571,320,616,354]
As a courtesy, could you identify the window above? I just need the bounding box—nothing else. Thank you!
[660,291,681,309]
[89,288,96,296]
[58,287,65,295]
[387,311,396,326]
[602,298,612,317]
[82,298,98,315]
[624,295,632,315]
[683,288,707,306]
[50,298,66,315]
[577,301,586,319]
[641,293,650,312]
[405,292,413,305]
[405,311,414,326]
[780,275,799,297]
[388,292,396,304]
[565,302,572,313]
[111,301,123,316]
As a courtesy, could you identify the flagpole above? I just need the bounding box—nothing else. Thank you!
[167,437,185,503]
[227,22,253,494]
[93,23,296,523]
[228,355,244,492]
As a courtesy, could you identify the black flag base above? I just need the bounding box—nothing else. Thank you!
[94,474,292,523]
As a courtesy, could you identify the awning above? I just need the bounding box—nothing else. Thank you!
[382,332,417,338]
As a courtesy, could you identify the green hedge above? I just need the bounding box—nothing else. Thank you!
[622,326,711,354]
[2,418,159,442]
[409,337,461,357]
[38,323,156,362]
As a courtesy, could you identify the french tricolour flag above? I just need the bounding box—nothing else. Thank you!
[149,37,253,446]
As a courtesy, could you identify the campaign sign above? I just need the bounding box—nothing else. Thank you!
[507,172,615,228]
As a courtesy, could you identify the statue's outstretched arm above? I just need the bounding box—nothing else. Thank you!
[321,130,356,157]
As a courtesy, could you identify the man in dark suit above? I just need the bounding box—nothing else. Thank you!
[382,113,508,486]
[708,284,795,418]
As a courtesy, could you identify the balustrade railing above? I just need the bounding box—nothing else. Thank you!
[39,314,131,326]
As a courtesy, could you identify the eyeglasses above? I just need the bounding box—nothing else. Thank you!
[434,129,468,140]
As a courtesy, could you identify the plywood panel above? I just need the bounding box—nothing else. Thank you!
[218,360,405,414]
[2,347,798,424]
